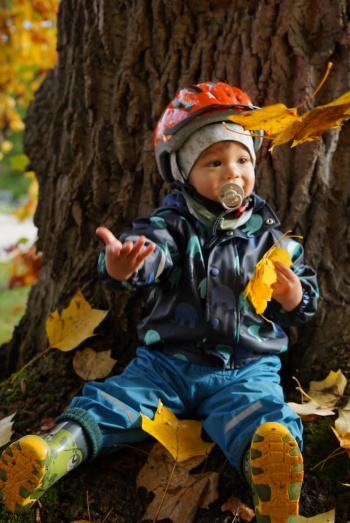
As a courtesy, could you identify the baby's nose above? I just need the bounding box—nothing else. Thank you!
[225,163,240,179]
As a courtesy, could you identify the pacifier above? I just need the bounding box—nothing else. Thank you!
[217,182,244,210]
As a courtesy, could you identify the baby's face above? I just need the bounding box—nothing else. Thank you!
[188,141,255,204]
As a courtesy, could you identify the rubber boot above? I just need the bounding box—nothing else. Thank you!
[243,422,304,523]
[0,421,90,514]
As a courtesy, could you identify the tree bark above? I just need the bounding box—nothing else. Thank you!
[1,0,350,388]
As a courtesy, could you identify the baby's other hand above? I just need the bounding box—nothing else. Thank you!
[96,226,155,281]
[271,262,303,311]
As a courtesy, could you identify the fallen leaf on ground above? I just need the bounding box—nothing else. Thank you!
[308,370,347,406]
[298,509,335,523]
[136,442,206,491]
[73,348,116,380]
[137,442,218,523]
[0,412,16,447]
[141,399,215,462]
[46,289,108,351]
[221,495,255,521]
[334,398,350,442]
[331,424,350,458]
[287,400,335,418]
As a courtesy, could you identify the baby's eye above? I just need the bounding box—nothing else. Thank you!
[238,156,249,164]
[209,160,221,167]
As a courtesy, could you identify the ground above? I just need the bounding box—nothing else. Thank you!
[0,351,349,523]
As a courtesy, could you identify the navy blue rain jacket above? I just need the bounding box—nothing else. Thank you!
[98,190,318,369]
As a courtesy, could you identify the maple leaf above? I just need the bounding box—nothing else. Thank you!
[46,289,108,351]
[137,442,219,523]
[227,62,350,150]
[73,348,117,380]
[140,399,215,462]
[244,232,296,315]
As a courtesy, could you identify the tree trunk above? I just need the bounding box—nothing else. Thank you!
[1,0,350,387]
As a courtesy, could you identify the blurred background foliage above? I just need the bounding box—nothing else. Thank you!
[0,0,58,344]
[0,0,58,208]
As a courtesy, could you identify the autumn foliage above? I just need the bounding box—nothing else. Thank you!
[0,0,58,137]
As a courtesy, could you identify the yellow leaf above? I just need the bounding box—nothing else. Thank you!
[140,399,215,462]
[73,348,117,380]
[334,398,350,439]
[290,92,350,147]
[228,103,300,137]
[298,509,335,523]
[268,246,293,266]
[46,289,108,351]
[309,370,347,407]
[287,400,335,418]
[244,234,294,315]
[226,63,350,150]
[331,427,350,456]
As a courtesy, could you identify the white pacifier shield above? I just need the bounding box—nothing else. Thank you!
[217,182,244,210]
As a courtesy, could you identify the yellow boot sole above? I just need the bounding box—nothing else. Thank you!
[249,422,304,523]
[0,435,49,514]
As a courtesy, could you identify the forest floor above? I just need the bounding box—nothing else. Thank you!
[0,352,349,523]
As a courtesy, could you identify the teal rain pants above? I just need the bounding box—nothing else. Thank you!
[69,347,303,473]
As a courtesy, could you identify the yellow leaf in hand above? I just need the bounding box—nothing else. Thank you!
[244,236,294,315]
[268,246,293,266]
[141,399,215,462]
[46,289,108,351]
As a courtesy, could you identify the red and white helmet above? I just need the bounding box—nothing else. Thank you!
[154,81,263,182]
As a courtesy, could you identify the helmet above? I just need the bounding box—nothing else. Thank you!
[154,81,263,182]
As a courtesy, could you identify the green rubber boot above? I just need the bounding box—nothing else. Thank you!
[243,422,304,523]
[0,421,89,514]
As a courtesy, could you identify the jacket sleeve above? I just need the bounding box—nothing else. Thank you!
[265,237,319,326]
[97,212,181,290]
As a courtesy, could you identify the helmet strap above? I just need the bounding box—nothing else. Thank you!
[170,153,187,184]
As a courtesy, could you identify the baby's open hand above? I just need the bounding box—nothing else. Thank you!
[96,226,155,281]
[271,262,303,311]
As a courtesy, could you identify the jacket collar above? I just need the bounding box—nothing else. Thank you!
[161,189,280,237]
